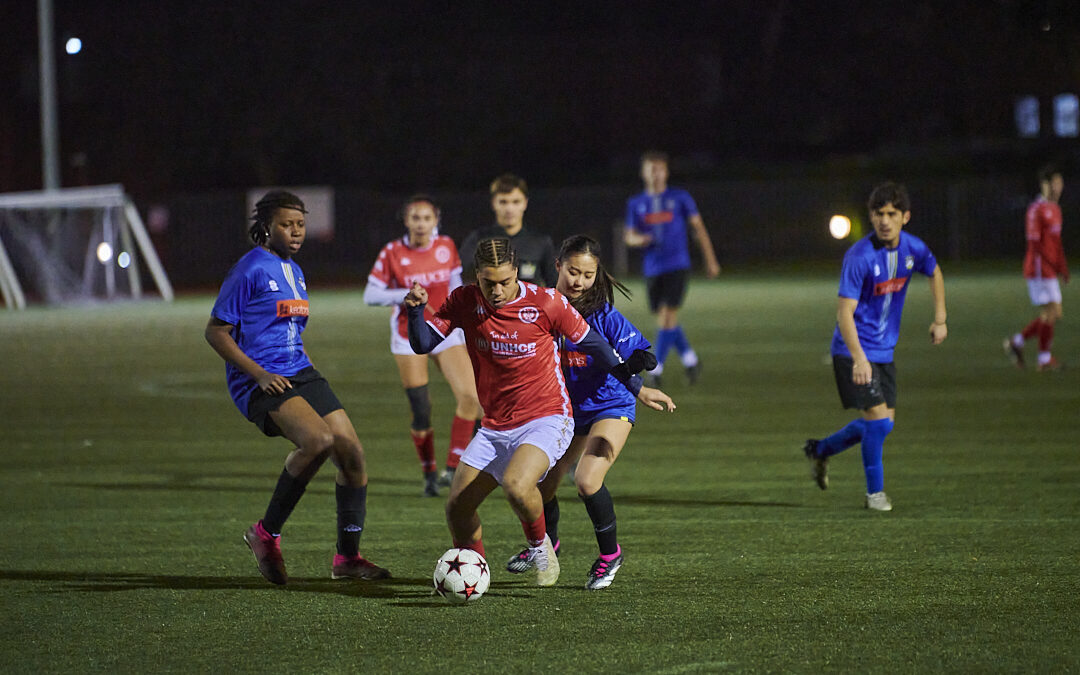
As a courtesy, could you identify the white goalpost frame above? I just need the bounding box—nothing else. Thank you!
[0,184,174,309]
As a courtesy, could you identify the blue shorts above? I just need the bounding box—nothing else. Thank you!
[573,404,636,436]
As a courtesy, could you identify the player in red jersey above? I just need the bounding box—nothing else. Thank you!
[405,238,674,586]
[364,195,482,496]
[1005,165,1070,372]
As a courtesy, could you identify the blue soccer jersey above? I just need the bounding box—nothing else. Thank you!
[562,304,652,422]
[830,232,938,363]
[211,247,313,415]
[625,187,698,277]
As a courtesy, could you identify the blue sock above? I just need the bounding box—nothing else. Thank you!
[860,418,894,494]
[654,328,677,367]
[671,326,691,356]
[818,419,866,457]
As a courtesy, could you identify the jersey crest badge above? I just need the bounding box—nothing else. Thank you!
[874,264,881,277]
[435,246,451,264]
[269,280,280,292]
[905,255,914,270]
[518,307,539,324]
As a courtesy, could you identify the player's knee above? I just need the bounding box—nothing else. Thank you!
[405,385,432,431]
[575,473,602,498]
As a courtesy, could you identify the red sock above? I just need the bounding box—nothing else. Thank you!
[521,515,547,547]
[411,430,436,473]
[453,538,485,557]
[447,416,476,469]
[1021,318,1043,341]
[1038,321,1055,353]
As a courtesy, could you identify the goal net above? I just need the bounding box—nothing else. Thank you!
[0,184,173,309]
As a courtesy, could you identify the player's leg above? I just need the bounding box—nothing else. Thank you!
[859,362,897,511]
[395,353,440,496]
[432,343,482,486]
[573,418,632,590]
[320,408,390,579]
[241,395,337,585]
[444,463,498,556]
[663,271,701,383]
[502,443,561,585]
[537,434,589,555]
[1036,300,1064,371]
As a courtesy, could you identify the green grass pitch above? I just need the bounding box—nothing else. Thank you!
[2,270,1077,673]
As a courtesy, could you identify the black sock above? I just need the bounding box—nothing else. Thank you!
[336,484,367,556]
[581,484,618,556]
[543,496,560,546]
[262,468,308,536]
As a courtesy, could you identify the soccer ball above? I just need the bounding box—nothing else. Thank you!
[433,548,490,603]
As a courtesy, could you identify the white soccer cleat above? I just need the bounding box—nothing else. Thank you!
[865,491,893,511]
[535,534,560,587]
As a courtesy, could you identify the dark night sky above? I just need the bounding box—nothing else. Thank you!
[2,1,1078,198]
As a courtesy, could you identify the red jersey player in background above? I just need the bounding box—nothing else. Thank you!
[364,195,482,496]
[1005,165,1070,371]
[405,238,674,587]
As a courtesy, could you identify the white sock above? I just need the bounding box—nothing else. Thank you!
[680,350,699,368]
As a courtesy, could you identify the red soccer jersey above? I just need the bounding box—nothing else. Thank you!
[367,235,462,340]
[1024,196,1069,282]
[428,282,591,430]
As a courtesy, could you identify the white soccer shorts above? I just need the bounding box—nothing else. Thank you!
[461,414,573,485]
[390,325,466,356]
[1027,278,1063,306]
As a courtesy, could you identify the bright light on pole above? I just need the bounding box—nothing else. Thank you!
[829,215,852,239]
[65,37,82,54]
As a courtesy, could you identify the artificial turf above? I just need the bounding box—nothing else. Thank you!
[2,270,1077,673]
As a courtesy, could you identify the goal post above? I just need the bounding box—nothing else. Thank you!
[0,184,174,309]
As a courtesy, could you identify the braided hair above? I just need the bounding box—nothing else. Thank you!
[249,190,307,245]
[473,236,518,272]
[557,234,630,318]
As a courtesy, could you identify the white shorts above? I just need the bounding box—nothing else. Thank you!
[1027,278,1063,306]
[390,326,466,356]
[461,414,573,485]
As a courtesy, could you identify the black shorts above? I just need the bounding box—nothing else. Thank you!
[645,269,689,312]
[832,356,897,410]
[246,367,343,437]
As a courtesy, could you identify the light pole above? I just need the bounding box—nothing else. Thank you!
[38,0,60,190]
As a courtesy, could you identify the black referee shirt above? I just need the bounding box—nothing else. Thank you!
[459,225,557,287]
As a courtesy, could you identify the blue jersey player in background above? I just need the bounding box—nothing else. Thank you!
[520,235,675,590]
[804,182,948,511]
[624,150,721,387]
[206,191,390,584]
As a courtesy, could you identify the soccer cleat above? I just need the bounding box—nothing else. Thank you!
[506,534,560,586]
[331,553,391,580]
[685,362,702,385]
[1002,337,1024,369]
[1037,357,1064,372]
[865,491,893,511]
[585,552,624,590]
[437,467,455,488]
[803,439,828,490]
[243,520,287,585]
[422,472,440,497]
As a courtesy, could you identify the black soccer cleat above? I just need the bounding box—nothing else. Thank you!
[803,439,828,490]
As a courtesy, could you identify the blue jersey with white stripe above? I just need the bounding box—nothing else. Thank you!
[562,304,651,421]
[830,232,937,363]
[625,187,698,277]
[211,246,313,414]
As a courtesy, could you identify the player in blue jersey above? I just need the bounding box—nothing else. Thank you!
[514,234,675,589]
[205,190,389,585]
[624,150,721,387]
[803,182,948,511]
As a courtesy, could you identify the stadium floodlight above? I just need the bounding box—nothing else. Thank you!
[0,184,174,309]
[65,37,82,54]
[829,215,852,239]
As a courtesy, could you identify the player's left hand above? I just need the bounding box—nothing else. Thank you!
[929,321,947,344]
[705,260,721,278]
[404,282,428,308]
[637,386,676,412]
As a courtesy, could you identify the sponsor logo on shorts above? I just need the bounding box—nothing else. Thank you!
[277,299,310,317]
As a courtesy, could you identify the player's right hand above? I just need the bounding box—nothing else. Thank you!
[851,358,872,386]
[256,371,292,395]
[404,282,428,307]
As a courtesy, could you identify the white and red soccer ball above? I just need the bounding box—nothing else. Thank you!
[433,548,490,603]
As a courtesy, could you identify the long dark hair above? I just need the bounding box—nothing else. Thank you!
[557,234,630,318]
[249,190,307,245]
